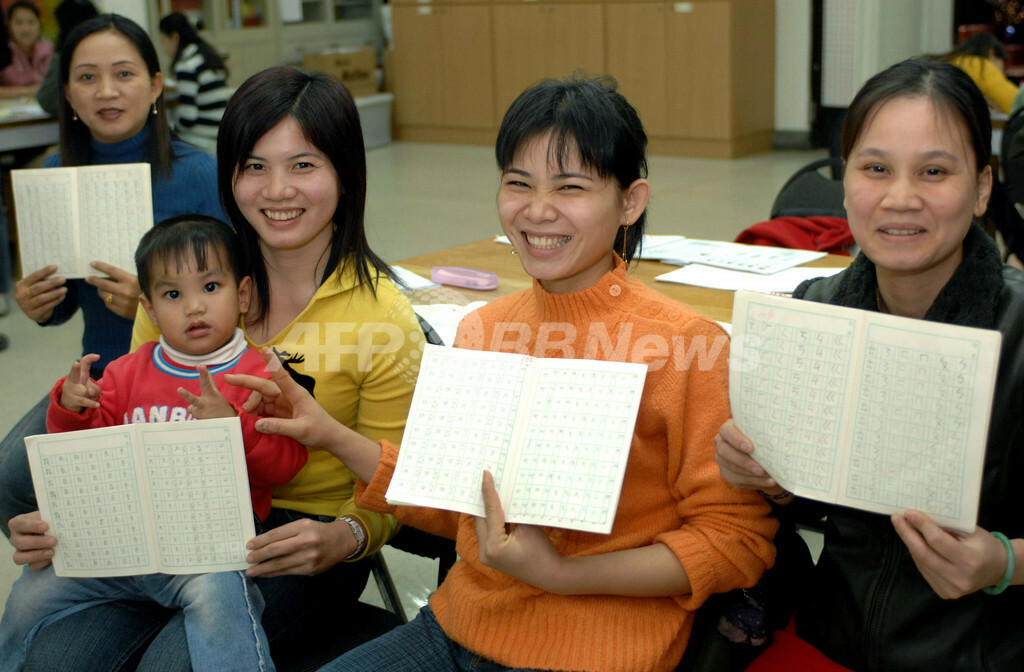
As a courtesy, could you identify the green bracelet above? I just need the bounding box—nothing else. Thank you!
[982,531,1015,595]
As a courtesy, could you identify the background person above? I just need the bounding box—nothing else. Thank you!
[35,0,98,117]
[0,13,222,539]
[0,1,52,99]
[158,12,230,153]
[930,31,1020,114]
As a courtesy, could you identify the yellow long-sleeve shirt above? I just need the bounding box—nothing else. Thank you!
[952,54,1019,114]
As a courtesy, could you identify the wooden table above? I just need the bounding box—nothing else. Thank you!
[0,100,58,154]
[395,239,852,323]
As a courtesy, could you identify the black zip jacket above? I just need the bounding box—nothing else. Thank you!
[786,224,1024,671]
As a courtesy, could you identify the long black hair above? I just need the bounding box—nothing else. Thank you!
[218,66,395,324]
[58,14,175,177]
[159,12,226,74]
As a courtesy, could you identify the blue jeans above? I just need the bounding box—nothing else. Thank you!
[0,566,273,672]
[0,395,46,537]
[18,508,390,671]
[319,606,546,672]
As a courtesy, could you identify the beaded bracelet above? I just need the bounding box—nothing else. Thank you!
[982,531,1015,595]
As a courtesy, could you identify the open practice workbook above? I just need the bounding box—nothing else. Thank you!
[12,163,152,278]
[25,418,255,578]
[729,291,1001,532]
[386,344,648,533]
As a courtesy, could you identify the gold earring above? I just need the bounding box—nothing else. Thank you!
[151,102,158,116]
[621,223,631,259]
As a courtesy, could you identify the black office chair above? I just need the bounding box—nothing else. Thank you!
[370,525,458,623]
[993,106,1024,261]
[769,157,847,220]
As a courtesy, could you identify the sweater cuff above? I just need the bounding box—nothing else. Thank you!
[354,439,401,513]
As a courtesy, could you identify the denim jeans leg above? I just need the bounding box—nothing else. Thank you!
[142,572,275,672]
[135,508,381,672]
[0,567,136,672]
[318,606,460,672]
[0,395,48,537]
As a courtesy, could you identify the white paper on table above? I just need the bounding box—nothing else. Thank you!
[655,263,844,294]
[655,239,827,274]
[412,301,488,346]
[391,265,440,290]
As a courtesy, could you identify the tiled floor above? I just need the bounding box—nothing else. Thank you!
[0,140,826,622]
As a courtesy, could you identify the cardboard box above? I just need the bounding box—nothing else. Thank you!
[355,93,393,149]
[303,48,378,97]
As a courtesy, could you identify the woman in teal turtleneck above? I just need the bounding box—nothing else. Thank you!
[0,14,222,534]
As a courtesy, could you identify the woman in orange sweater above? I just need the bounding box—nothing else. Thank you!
[232,75,778,672]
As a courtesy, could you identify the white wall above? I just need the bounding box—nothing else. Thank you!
[774,0,954,134]
[97,0,149,30]
[774,0,812,132]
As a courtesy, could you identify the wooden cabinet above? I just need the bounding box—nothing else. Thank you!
[389,0,774,158]
[606,0,773,157]
[388,2,496,142]
[491,1,604,125]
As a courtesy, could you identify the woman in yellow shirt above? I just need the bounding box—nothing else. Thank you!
[931,32,1019,113]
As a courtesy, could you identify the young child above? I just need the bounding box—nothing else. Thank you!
[0,215,308,672]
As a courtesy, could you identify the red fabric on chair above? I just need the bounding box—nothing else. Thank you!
[744,619,854,672]
[734,216,854,256]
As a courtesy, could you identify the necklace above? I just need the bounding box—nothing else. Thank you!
[875,287,889,313]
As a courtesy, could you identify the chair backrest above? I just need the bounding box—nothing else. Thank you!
[770,157,846,220]
[993,107,1024,261]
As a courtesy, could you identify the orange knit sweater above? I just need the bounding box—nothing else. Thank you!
[357,259,778,672]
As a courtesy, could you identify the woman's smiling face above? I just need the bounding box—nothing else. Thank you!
[843,95,991,285]
[64,30,163,144]
[498,131,647,294]
[232,117,341,256]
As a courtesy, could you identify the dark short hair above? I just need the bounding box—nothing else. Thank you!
[8,1,40,22]
[841,58,991,174]
[218,66,393,323]
[59,14,174,177]
[54,0,99,49]
[495,75,649,262]
[136,214,244,300]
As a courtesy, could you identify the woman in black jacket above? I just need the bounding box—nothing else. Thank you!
[715,58,1023,672]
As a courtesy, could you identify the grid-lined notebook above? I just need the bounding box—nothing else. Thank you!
[13,163,152,278]
[386,344,648,533]
[730,290,1001,532]
[26,418,254,577]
